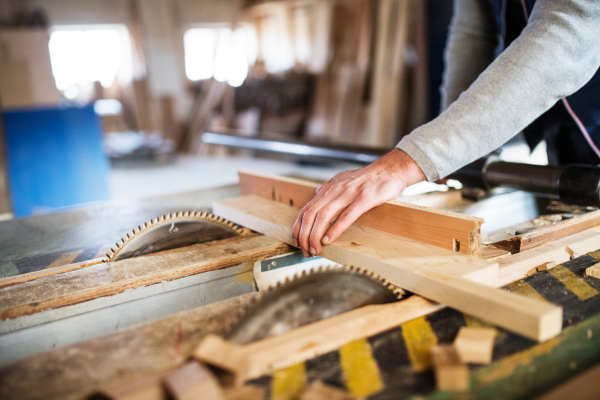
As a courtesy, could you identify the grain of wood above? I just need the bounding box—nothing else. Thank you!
[585,263,600,279]
[193,296,443,383]
[164,362,224,400]
[0,235,291,320]
[430,345,469,391]
[497,230,600,287]
[453,327,496,364]
[300,381,356,400]
[0,257,104,288]
[238,170,483,255]
[214,195,562,341]
[492,209,600,254]
[223,385,265,400]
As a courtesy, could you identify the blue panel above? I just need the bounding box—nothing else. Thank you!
[3,105,109,217]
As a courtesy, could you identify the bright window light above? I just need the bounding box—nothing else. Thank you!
[184,25,255,87]
[48,25,132,92]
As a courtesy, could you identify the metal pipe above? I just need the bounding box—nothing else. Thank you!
[201,132,386,164]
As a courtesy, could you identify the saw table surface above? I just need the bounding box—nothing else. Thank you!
[2,249,600,399]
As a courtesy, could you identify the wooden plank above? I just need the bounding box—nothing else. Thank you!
[586,263,600,279]
[0,258,104,289]
[496,230,600,287]
[193,296,444,383]
[213,195,562,341]
[98,369,174,400]
[164,362,224,400]
[430,345,469,391]
[453,327,496,364]
[0,293,257,400]
[238,170,484,255]
[0,234,290,320]
[492,209,600,254]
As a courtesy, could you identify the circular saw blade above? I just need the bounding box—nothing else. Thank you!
[104,211,251,262]
[226,266,407,345]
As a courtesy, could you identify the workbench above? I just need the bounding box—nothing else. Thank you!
[1,182,599,400]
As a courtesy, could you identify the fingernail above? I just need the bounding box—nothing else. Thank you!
[322,235,330,244]
[292,238,298,247]
[310,246,317,256]
[303,251,310,258]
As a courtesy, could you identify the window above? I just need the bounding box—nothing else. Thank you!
[48,25,133,99]
[183,24,256,87]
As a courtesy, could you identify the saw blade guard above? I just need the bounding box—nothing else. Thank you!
[105,211,251,262]
[226,267,406,345]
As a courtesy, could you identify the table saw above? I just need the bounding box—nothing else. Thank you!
[1,168,600,400]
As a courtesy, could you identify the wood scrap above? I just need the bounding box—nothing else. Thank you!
[537,261,557,272]
[193,296,443,383]
[496,230,600,287]
[164,362,224,400]
[479,245,512,262]
[301,381,355,400]
[238,170,484,256]
[214,194,562,341]
[585,263,600,279]
[223,385,265,400]
[453,327,496,364]
[430,345,469,391]
[98,369,174,400]
[492,209,600,254]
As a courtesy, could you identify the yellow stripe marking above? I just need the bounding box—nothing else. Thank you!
[339,338,384,397]
[401,316,438,372]
[549,265,599,301]
[271,362,306,400]
[506,281,547,303]
[45,250,83,269]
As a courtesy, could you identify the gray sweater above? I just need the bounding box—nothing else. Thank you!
[396,0,600,181]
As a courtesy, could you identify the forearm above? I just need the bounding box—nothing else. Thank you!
[399,0,600,181]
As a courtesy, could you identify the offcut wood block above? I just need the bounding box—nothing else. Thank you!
[430,345,469,391]
[301,380,356,400]
[453,327,496,364]
[164,362,224,400]
[586,263,600,279]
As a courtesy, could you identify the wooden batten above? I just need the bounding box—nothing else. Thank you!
[213,195,562,341]
[238,170,483,256]
[0,234,291,321]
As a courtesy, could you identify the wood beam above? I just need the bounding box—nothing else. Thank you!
[213,195,562,341]
[238,170,483,256]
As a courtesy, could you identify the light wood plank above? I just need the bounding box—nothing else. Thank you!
[193,296,443,383]
[430,345,469,391]
[0,258,104,289]
[238,170,483,255]
[164,362,224,400]
[213,195,562,341]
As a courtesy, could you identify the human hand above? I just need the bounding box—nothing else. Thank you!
[291,149,425,257]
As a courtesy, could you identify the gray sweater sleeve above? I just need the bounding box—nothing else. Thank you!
[397,0,600,181]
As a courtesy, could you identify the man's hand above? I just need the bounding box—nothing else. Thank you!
[291,149,426,257]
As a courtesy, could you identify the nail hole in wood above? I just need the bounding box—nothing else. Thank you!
[289,199,294,206]
[271,187,275,200]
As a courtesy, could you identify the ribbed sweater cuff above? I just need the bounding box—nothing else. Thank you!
[396,139,440,182]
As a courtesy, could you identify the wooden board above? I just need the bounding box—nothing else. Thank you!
[238,170,484,256]
[0,234,290,320]
[496,230,600,287]
[193,296,443,383]
[213,195,562,341]
[0,258,104,289]
[492,209,600,254]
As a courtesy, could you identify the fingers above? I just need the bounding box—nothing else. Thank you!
[291,181,333,249]
[323,194,380,245]
[305,198,348,255]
